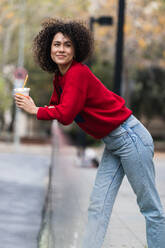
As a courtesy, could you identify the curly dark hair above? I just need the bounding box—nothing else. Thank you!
[32,18,94,73]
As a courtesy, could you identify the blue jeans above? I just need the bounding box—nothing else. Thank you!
[82,115,165,248]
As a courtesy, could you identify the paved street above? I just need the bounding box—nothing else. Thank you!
[0,143,51,248]
[0,140,165,248]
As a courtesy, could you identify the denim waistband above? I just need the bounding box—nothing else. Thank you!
[121,115,140,128]
[108,115,139,137]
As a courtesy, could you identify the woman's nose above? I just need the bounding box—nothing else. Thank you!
[59,45,64,52]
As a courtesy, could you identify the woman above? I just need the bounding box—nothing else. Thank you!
[15,18,165,248]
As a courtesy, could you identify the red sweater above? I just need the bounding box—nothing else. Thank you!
[37,60,132,139]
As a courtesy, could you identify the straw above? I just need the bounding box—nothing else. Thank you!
[23,74,28,88]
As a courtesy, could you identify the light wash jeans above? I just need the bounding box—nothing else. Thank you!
[82,115,165,248]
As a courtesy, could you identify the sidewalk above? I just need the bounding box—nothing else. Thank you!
[0,140,165,248]
[49,142,165,248]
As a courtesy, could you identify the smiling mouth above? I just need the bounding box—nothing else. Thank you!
[57,55,66,58]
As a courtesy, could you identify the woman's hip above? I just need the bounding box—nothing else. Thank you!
[102,115,154,153]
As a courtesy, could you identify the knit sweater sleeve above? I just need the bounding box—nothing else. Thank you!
[37,66,88,125]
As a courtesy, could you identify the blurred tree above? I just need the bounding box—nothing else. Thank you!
[124,0,165,81]
[0,0,19,69]
[0,74,12,131]
[91,57,114,90]
[131,65,165,123]
[88,0,165,139]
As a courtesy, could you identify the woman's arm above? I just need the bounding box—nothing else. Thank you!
[14,75,58,115]
[37,67,88,124]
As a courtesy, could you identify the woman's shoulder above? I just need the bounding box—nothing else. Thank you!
[68,61,91,76]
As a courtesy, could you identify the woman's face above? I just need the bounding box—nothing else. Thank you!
[51,32,75,67]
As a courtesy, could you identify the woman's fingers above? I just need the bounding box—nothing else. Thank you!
[15,98,24,104]
[14,94,24,99]
[14,94,37,115]
[14,95,27,109]
[29,96,35,104]
[15,100,24,106]
[15,95,28,103]
[15,100,25,107]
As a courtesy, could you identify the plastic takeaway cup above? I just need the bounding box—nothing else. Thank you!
[13,88,30,98]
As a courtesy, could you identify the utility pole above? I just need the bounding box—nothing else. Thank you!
[13,0,26,147]
[114,0,126,96]
[88,16,113,68]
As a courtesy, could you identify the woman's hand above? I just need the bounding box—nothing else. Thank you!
[14,95,39,115]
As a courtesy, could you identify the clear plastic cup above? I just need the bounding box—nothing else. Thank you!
[13,88,30,98]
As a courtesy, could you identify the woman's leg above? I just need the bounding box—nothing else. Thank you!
[82,147,125,248]
[117,116,165,248]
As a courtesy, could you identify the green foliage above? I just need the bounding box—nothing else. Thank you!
[130,66,165,120]
[0,75,12,114]
[91,58,114,90]
[25,58,53,106]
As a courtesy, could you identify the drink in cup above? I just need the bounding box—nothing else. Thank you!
[13,88,30,98]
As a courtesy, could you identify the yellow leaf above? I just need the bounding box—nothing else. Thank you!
[154,26,162,34]
[138,38,147,49]
[158,16,165,26]
[6,12,14,19]
[124,23,131,34]
[163,51,165,58]
[143,24,152,32]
